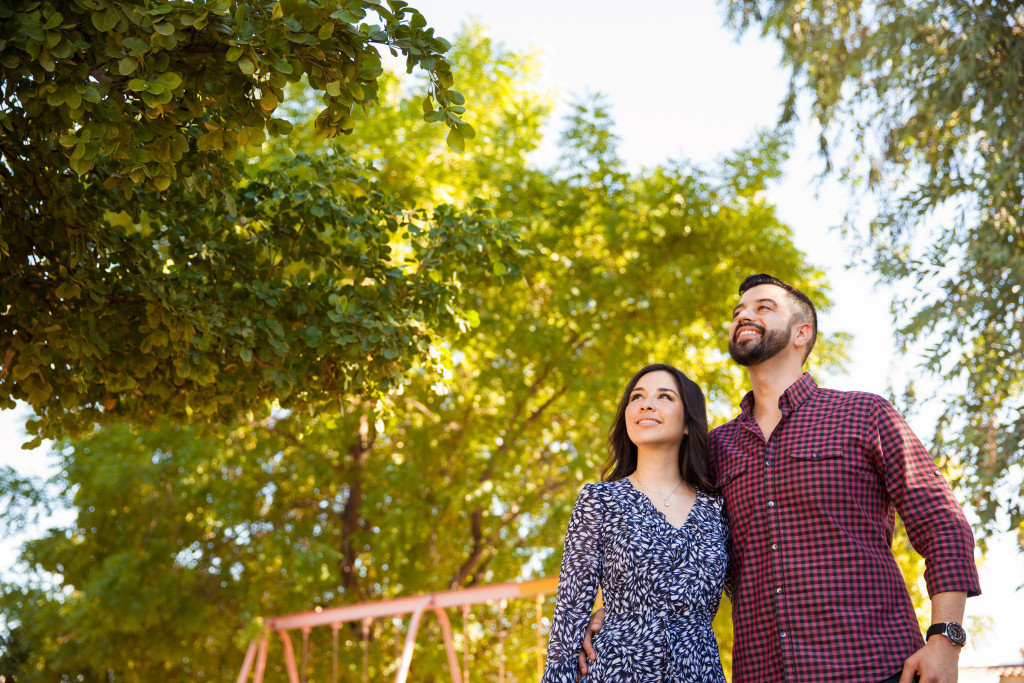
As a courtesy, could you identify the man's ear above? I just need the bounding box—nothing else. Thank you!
[792,321,814,351]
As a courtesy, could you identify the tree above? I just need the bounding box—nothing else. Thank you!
[722,0,1024,547]
[0,28,851,681]
[0,0,506,443]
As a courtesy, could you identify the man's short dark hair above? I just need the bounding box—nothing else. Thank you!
[739,274,818,361]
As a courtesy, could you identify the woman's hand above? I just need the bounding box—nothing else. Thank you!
[577,608,606,677]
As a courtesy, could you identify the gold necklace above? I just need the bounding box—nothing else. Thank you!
[632,475,684,507]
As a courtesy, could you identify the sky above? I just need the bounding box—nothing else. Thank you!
[2,0,1022,669]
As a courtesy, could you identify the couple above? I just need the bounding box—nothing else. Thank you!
[542,274,981,683]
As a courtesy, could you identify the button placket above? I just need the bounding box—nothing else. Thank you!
[765,437,789,657]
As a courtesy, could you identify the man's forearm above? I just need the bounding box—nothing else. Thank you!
[929,591,966,625]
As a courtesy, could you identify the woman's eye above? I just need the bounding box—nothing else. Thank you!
[630,393,642,401]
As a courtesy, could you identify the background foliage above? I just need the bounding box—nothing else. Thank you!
[0,0,497,444]
[0,5,948,682]
[0,23,858,680]
[722,0,1024,548]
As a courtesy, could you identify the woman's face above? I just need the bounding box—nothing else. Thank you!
[624,370,687,451]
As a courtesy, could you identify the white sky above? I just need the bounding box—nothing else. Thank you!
[2,0,1021,668]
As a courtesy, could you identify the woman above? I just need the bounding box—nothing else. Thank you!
[542,364,727,682]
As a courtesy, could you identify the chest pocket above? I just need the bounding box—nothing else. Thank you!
[787,447,887,495]
[785,449,842,462]
[783,449,848,497]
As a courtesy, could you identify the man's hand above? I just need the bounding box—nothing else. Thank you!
[577,608,606,677]
[900,635,961,683]
[902,591,967,683]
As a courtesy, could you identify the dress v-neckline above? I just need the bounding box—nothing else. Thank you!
[625,478,698,531]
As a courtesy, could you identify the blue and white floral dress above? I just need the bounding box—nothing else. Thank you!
[542,478,728,682]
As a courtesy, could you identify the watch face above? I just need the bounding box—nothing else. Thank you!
[946,622,967,646]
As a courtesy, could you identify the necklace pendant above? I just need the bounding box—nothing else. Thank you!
[663,500,670,506]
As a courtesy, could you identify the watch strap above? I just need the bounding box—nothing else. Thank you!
[926,622,966,647]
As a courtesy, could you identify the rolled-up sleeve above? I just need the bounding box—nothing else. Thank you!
[871,396,981,597]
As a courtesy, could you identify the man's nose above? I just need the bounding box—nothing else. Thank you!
[734,307,753,324]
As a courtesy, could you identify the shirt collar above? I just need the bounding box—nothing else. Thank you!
[739,372,819,420]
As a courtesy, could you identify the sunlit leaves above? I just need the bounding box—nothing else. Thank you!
[0,148,519,439]
[0,27,836,682]
[0,1,504,439]
[0,0,470,192]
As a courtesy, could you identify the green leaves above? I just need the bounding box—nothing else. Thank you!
[91,7,120,32]
[0,1,494,437]
[0,26,836,682]
[0,140,520,439]
[1,0,464,196]
[446,125,465,152]
[236,55,256,74]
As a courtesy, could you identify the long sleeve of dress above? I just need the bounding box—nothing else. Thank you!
[542,484,603,683]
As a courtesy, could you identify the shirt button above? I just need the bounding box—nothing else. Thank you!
[776,587,783,593]
[811,453,819,459]
[764,460,772,466]
[768,501,775,507]
[781,632,787,638]
[771,543,778,550]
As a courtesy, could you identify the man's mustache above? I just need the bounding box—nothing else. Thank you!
[732,322,765,341]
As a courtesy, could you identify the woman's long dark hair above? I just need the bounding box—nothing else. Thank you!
[602,363,715,494]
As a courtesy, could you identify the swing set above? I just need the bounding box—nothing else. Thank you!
[236,576,560,683]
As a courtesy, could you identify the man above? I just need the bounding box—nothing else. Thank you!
[581,274,980,682]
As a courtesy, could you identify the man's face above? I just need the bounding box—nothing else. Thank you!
[728,284,795,367]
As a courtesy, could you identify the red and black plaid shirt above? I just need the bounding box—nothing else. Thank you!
[710,374,980,683]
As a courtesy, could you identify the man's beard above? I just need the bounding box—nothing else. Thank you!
[728,323,792,366]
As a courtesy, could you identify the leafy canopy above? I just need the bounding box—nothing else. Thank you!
[0,0,472,185]
[0,28,848,682]
[0,0,510,444]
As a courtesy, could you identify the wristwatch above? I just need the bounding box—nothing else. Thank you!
[926,622,966,647]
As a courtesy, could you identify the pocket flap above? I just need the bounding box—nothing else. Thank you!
[786,449,841,461]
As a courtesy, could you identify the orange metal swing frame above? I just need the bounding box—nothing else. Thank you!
[236,576,559,683]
